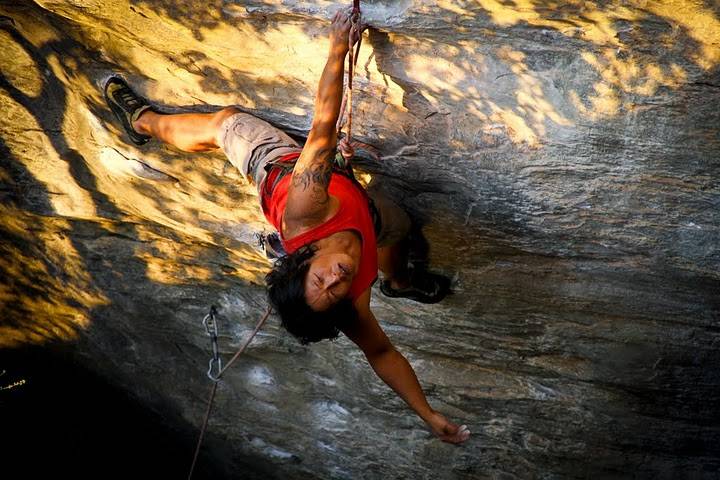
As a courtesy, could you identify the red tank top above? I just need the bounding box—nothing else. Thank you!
[261,161,378,301]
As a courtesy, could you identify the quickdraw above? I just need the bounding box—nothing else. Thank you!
[188,306,272,480]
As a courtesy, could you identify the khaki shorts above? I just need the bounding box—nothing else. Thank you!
[367,186,411,248]
[217,112,301,189]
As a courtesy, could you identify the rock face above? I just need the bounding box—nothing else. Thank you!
[1,0,719,478]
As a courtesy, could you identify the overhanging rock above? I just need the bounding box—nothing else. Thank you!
[1,1,719,478]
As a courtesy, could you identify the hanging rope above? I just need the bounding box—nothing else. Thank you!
[337,1,364,161]
[188,380,217,480]
[188,306,272,480]
[217,307,272,378]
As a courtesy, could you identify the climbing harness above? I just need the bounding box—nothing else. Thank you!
[188,306,272,480]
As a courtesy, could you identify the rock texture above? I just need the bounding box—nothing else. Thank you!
[1,0,719,478]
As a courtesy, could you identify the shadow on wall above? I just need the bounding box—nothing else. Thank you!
[0,343,229,480]
[21,0,720,235]
[0,18,115,347]
[0,10,266,348]
[0,137,106,347]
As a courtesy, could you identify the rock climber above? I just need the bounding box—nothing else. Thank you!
[104,9,469,444]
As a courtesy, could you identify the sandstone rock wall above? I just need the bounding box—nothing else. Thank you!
[1,1,719,478]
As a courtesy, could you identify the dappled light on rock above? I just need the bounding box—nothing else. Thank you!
[0,205,107,347]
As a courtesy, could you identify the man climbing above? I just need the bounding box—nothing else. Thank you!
[104,9,469,444]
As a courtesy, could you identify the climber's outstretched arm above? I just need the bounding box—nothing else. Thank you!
[340,288,471,444]
[284,11,351,229]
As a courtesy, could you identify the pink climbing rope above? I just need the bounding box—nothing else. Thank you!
[337,2,363,161]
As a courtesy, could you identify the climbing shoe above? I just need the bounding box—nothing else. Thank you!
[379,270,450,304]
[104,76,154,146]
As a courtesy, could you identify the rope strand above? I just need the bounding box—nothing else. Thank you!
[188,307,272,480]
[188,381,217,480]
[217,307,272,378]
[337,6,363,161]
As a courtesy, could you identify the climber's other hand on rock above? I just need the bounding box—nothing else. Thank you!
[426,411,471,444]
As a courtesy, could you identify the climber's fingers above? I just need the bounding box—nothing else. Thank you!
[330,6,365,48]
[438,424,471,444]
[329,9,353,51]
[426,411,471,444]
[331,9,350,25]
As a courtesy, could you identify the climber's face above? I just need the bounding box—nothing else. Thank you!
[304,251,357,311]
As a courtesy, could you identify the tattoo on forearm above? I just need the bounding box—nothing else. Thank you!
[292,147,335,206]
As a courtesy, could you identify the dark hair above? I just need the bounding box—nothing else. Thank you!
[266,244,357,345]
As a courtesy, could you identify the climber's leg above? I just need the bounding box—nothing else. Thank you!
[369,187,412,289]
[104,76,235,150]
[214,112,302,187]
[370,186,449,304]
[378,240,411,290]
[133,107,239,153]
[104,77,299,187]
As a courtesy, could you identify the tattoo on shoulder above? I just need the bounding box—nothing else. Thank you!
[292,147,335,205]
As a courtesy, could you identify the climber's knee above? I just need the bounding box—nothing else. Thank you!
[212,106,243,149]
[215,106,243,124]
